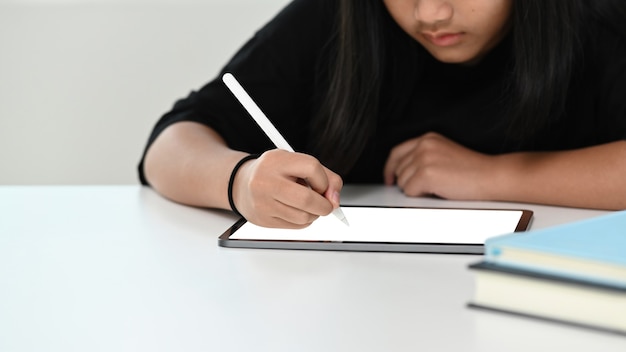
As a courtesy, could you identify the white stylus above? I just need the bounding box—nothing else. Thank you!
[222,72,349,226]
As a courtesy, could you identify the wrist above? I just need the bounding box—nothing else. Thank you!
[228,153,261,217]
[487,153,528,201]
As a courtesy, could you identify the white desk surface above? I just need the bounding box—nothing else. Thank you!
[1,185,624,351]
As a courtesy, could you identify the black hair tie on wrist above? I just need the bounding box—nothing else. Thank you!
[228,153,261,217]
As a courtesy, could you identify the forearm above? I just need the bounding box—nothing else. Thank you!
[143,121,249,210]
[489,141,626,210]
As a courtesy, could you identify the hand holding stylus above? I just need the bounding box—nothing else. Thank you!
[223,73,349,228]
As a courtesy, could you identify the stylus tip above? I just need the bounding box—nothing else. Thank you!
[332,208,350,226]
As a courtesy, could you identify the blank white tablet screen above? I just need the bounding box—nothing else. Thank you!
[229,207,524,244]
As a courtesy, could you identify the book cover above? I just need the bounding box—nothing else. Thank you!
[484,210,626,288]
[468,261,626,335]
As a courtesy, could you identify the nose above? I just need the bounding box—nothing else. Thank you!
[414,0,453,28]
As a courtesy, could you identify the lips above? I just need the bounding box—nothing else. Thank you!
[422,32,464,47]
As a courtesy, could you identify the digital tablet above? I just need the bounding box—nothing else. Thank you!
[218,206,533,254]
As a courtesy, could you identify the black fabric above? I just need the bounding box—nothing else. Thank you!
[138,0,626,185]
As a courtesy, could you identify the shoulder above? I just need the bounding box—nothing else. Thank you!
[580,1,626,72]
[583,0,626,40]
[575,1,626,137]
[217,0,338,88]
[253,0,337,44]
[225,0,338,74]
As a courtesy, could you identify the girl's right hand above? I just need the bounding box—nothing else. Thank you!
[230,149,343,228]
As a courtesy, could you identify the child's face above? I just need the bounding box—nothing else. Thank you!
[383,0,513,65]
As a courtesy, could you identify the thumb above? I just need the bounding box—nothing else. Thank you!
[324,188,341,209]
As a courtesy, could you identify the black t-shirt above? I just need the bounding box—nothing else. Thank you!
[138,0,626,185]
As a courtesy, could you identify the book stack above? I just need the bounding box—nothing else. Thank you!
[467,210,626,335]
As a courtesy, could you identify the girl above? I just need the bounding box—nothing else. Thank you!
[139,0,626,228]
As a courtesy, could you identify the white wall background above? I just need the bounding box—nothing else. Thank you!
[0,0,291,184]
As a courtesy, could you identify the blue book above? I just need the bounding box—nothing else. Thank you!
[484,210,626,288]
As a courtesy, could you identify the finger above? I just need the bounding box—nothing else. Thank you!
[383,139,418,184]
[277,153,341,214]
[270,199,322,227]
[322,166,343,208]
[276,180,334,217]
[288,154,331,196]
[395,159,418,191]
[243,183,321,228]
[383,153,402,185]
[254,211,318,229]
[395,151,422,187]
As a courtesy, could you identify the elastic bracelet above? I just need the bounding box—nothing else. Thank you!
[228,153,261,217]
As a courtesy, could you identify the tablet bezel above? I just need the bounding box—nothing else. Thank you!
[218,205,534,254]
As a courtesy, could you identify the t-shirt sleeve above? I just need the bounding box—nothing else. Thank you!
[600,38,626,140]
[590,22,626,142]
[137,0,336,185]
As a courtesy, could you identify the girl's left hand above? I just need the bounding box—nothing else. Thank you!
[383,132,495,200]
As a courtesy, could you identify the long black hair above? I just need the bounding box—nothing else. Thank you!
[310,0,388,175]
[312,0,625,175]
